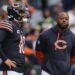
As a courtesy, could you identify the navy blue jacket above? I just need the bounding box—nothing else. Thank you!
[36,26,75,75]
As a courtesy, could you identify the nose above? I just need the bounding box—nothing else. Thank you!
[63,19,66,22]
[21,13,27,18]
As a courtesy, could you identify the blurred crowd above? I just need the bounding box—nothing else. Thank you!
[0,0,75,75]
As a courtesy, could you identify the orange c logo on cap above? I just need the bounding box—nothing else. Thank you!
[55,40,67,50]
[12,3,20,7]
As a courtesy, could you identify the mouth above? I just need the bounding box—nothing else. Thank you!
[62,22,67,25]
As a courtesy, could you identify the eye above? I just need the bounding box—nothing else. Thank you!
[66,18,69,20]
[60,18,63,20]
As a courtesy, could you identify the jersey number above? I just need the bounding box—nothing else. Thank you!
[19,35,25,54]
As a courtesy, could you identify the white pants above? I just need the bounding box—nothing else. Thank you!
[41,70,51,75]
[0,71,23,75]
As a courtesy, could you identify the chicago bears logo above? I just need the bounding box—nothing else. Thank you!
[54,40,67,50]
[12,2,20,8]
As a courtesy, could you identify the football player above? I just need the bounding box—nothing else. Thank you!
[0,1,30,75]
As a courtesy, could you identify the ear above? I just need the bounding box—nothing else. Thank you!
[68,24,70,28]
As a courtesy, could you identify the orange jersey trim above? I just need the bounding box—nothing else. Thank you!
[0,22,13,33]
[24,47,33,55]
[0,26,13,33]
[36,51,44,63]
[4,70,7,75]
[71,56,75,64]
[0,24,13,30]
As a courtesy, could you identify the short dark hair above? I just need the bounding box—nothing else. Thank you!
[55,12,69,19]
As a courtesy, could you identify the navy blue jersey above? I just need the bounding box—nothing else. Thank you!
[0,20,26,72]
[36,26,75,75]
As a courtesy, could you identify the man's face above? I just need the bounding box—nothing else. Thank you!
[20,11,28,18]
[56,13,69,29]
[19,11,29,23]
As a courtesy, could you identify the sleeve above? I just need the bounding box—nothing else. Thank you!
[71,34,75,56]
[0,21,13,33]
[24,40,33,55]
[35,33,47,63]
[71,34,75,64]
[0,29,9,61]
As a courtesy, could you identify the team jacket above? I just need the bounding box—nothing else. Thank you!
[0,20,25,73]
[36,26,75,75]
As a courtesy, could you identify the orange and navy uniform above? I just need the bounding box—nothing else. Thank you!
[0,20,25,73]
[0,20,13,33]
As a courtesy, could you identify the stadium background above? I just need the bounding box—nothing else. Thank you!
[0,0,75,75]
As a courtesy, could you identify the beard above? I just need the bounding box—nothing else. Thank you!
[57,23,68,30]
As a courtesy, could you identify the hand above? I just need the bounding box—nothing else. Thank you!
[4,59,17,69]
